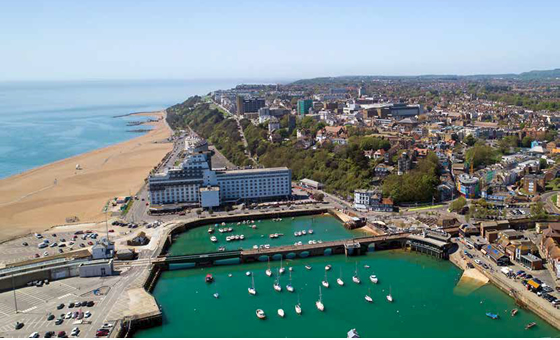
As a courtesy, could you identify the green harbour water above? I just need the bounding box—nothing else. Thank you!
[136,216,560,338]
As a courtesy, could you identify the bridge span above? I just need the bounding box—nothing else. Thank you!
[153,232,452,269]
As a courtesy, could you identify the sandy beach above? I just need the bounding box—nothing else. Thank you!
[0,111,172,242]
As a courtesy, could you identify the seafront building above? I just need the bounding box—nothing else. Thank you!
[148,141,292,208]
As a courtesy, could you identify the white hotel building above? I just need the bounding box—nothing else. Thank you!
[148,152,291,208]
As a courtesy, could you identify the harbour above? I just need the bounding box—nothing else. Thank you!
[133,215,559,338]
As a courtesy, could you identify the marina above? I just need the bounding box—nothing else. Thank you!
[135,251,559,338]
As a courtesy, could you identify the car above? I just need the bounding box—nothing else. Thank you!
[52,233,57,237]
[15,321,24,329]
[58,249,63,253]
[102,323,114,328]
[75,302,81,307]
[146,202,149,206]
[45,331,55,338]
[60,238,66,242]
[50,242,58,248]
[74,230,83,235]
[57,303,64,310]
[72,311,79,319]
[84,311,92,318]
[58,243,66,247]
[534,278,543,284]
[38,243,48,249]
[85,230,93,233]
[87,241,94,246]
[36,280,43,287]
[55,319,64,325]
[34,253,40,258]
[69,241,75,246]
[81,300,87,306]
[71,328,80,336]
[69,302,75,308]
[47,314,55,321]
[96,329,109,337]
[29,332,39,338]
[525,274,533,279]
[57,330,66,338]
[109,229,114,233]
[43,251,49,256]
[79,243,85,248]
[87,301,95,307]
[22,242,29,246]
[66,312,73,319]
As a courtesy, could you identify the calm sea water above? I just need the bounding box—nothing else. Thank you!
[0,79,241,179]
[137,217,560,338]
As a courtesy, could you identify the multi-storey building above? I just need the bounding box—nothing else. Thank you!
[148,148,291,208]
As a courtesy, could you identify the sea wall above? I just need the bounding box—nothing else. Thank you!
[449,251,560,330]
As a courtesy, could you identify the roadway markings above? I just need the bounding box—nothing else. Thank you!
[20,306,37,313]
[58,293,72,300]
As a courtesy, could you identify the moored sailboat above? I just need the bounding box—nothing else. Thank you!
[316,286,325,311]
[248,273,257,295]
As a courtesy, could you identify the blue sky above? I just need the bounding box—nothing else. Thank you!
[1,0,559,81]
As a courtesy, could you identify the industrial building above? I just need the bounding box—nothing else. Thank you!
[78,259,114,278]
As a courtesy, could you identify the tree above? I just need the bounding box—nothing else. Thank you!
[449,196,467,212]
[540,158,549,170]
[521,136,533,148]
[465,134,476,146]
[530,201,548,220]
[314,192,325,202]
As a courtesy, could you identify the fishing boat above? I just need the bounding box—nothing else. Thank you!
[525,322,536,330]
[213,293,219,299]
[486,312,499,320]
[511,309,518,316]
[325,264,332,271]
[386,286,393,302]
[369,274,378,284]
[278,309,285,318]
[353,263,361,284]
[266,258,272,277]
[316,286,325,311]
[208,228,214,234]
[249,274,257,295]
[279,258,285,274]
[273,270,282,292]
[365,289,373,303]
[256,309,266,319]
[205,274,213,283]
[210,236,218,242]
[305,265,312,270]
[286,272,295,292]
[337,268,345,286]
[322,269,330,288]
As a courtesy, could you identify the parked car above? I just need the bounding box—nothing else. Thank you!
[44,331,55,338]
[57,303,64,310]
[57,330,66,338]
[71,327,80,336]
[55,319,63,325]
[84,311,92,318]
[96,329,109,337]
[22,242,28,246]
[87,301,95,307]
[47,314,55,321]
[29,332,39,338]
[15,321,24,330]
[68,302,75,308]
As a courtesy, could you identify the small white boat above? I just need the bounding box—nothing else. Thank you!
[249,274,257,295]
[226,236,232,242]
[274,233,279,238]
[297,241,303,246]
[228,227,233,232]
[337,278,344,286]
[302,230,307,235]
[305,265,312,270]
[278,309,285,318]
[325,265,332,271]
[293,232,298,237]
[219,228,224,233]
[213,293,219,299]
[252,225,257,229]
[364,265,370,269]
[296,231,302,236]
[316,286,325,312]
[208,228,214,234]
[264,244,270,249]
[256,309,266,319]
[317,240,323,244]
[210,236,218,242]
[322,280,329,288]
[308,229,313,234]
[234,235,240,240]
[274,282,282,292]
[287,284,294,292]
[308,240,313,244]
[253,245,258,249]
[369,275,378,284]
[221,222,226,226]
[240,235,245,240]
[288,267,293,272]
[295,304,302,315]
[279,258,285,274]
[365,295,373,303]
[266,259,272,277]
[387,286,393,302]
[246,271,251,276]
[353,276,361,284]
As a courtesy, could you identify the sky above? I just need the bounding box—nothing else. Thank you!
[1,0,559,81]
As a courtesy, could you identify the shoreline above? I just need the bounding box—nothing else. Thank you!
[0,111,166,182]
[0,110,172,241]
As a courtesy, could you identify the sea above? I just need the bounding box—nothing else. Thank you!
[136,216,560,338]
[0,79,243,179]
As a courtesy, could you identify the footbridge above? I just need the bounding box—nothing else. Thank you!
[153,232,452,269]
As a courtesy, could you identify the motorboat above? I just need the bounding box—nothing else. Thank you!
[219,228,224,233]
[213,293,219,299]
[325,265,332,271]
[353,276,361,284]
[369,275,378,284]
[525,322,536,330]
[302,230,307,235]
[293,232,298,237]
[308,229,313,234]
[274,282,282,292]
[240,235,245,240]
[337,278,344,286]
[210,236,218,242]
[365,295,373,303]
[305,265,312,270]
[511,309,518,316]
[486,312,499,320]
[288,267,293,272]
[226,236,232,242]
[364,265,370,269]
[234,235,240,240]
[205,274,213,283]
[278,309,285,318]
[246,271,251,276]
[218,246,226,252]
[316,286,325,311]
[253,245,258,250]
[221,222,226,226]
[208,228,214,234]
[347,329,360,338]
[256,309,266,319]
[228,227,233,232]
[308,240,313,244]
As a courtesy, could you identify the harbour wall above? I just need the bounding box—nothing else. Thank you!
[449,251,560,331]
